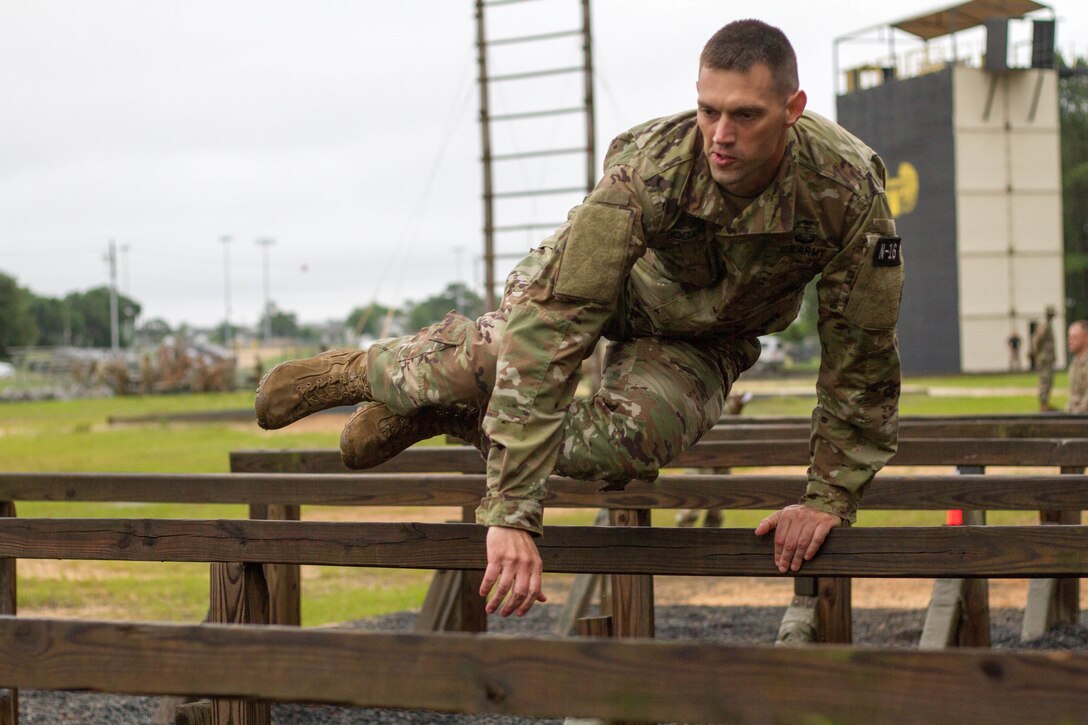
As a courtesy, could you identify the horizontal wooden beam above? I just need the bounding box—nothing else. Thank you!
[715,414,1088,425]
[230,438,1088,474]
[0,617,1085,724]
[0,519,1083,577]
[4,472,1088,510]
[703,419,1088,441]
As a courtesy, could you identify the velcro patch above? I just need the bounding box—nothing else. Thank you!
[873,236,902,266]
[554,201,633,303]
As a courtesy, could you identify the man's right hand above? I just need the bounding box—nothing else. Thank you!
[479,526,547,617]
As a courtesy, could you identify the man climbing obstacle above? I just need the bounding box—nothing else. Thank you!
[255,19,903,618]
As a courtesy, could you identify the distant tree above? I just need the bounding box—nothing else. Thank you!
[258,305,300,339]
[26,294,70,346]
[404,282,485,334]
[1061,57,1088,323]
[346,302,391,338]
[64,287,142,348]
[211,321,242,347]
[0,272,37,356]
[295,323,323,344]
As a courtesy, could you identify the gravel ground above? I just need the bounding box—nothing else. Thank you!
[18,605,1088,724]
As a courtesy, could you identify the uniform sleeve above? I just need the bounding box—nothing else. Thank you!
[1068,359,1088,413]
[805,187,903,524]
[474,165,659,535]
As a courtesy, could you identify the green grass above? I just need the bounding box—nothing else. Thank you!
[0,377,1072,624]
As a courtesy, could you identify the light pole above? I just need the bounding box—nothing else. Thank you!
[119,244,131,295]
[255,237,275,341]
[220,235,233,348]
[105,239,120,354]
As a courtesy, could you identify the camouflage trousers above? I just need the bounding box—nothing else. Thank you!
[1038,358,1054,405]
[365,252,759,483]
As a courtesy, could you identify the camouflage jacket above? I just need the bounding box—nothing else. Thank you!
[477,110,903,535]
[1033,321,1056,364]
[1068,353,1088,413]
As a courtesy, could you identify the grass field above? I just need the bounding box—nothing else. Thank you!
[0,369,1069,625]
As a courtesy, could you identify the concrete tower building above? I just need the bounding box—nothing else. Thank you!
[835,0,1064,373]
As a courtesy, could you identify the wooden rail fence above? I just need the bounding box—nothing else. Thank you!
[0,520,1086,724]
[3,415,1087,723]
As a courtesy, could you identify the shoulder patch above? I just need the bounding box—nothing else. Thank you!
[873,237,902,266]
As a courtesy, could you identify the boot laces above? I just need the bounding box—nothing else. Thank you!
[298,371,368,405]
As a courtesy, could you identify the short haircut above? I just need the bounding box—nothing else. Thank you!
[700,19,799,99]
[1071,319,1088,334]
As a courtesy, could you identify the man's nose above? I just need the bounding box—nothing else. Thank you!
[713,117,735,145]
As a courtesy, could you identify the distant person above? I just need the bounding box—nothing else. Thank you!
[1066,319,1088,413]
[1032,306,1057,411]
[1007,330,1022,372]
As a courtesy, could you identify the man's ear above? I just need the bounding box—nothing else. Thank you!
[784,89,807,127]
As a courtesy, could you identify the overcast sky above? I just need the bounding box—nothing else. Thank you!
[3,0,1087,330]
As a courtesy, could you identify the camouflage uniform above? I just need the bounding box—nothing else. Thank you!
[1067,352,1088,413]
[366,110,903,536]
[1033,318,1056,407]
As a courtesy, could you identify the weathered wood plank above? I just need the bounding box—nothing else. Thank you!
[815,577,852,644]
[0,519,1085,577]
[704,419,1088,441]
[227,438,1088,473]
[1,617,1087,724]
[209,562,271,725]
[248,504,300,628]
[607,509,653,639]
[715,413,1088,425]
[0,501,14,725]
[230,447,487,474]
[6,471,1088,510]
[677,438,1088,468]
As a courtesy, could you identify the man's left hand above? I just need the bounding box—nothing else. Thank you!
[754,504,841,573]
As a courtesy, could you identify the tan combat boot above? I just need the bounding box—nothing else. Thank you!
[255,349,371,429]
[340,402,484,469]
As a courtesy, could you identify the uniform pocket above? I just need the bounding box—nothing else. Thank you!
[843,232,905,330]
[554,190,634,304]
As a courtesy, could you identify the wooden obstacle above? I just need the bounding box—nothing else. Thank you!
[0,520,1085,724]
[228,435,1088,643]
[2,415,1087,722]
[3,616,1088,724]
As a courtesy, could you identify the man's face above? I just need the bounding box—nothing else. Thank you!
[1069,323,1087,356]
[695,64,806,196]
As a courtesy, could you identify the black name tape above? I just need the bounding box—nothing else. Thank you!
[873,236,902,266]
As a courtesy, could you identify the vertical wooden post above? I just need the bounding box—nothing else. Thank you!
[210,562,271,725]
[1051,466,1081,624]
[458,505,488,631]
[415,507,488,632]
[248,503,300,627]
[957,465,990,647]
[608,508,654,639]
[0,501,16,725]
[958,508,990,647]
[815,577,853,644]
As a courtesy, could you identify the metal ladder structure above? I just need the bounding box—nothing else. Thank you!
[474,0,597,307]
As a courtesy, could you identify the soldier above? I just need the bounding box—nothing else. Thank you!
[1066,320,1088,413]
[255,20,903,618]
[1032,306,1057,411]
[1007,330,1022,372]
